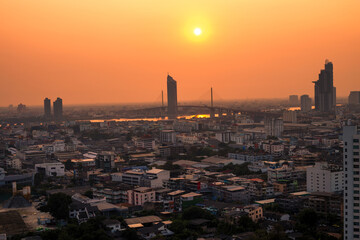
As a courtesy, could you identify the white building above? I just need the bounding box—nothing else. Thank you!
[35,162,65,177]
[215,131,234,143]
[145,168,170,188]
[343,124,360,240]
[111,168,170,188]
[128,187,155,206]
[306,162,344,193]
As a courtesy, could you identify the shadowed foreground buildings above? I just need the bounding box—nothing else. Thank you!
[167,75,178,119]
[313,60,336,113]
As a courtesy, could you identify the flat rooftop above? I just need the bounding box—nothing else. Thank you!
[125,215,162,225]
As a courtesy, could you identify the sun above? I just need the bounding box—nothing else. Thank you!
[194,27,202,36]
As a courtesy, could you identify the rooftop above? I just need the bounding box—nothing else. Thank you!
[125,215,162,225]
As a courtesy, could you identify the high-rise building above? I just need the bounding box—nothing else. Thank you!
[300,95,312,112]
[313,60,336,112]
[167,75,178,119]
[349,91,360,105]
[283,110,297,123]
[289,95,299,106]
[17,103,26,113]
[343,124,360,240]
[53,97,63,121]
[44,98,51,119]
[264,118,283,137]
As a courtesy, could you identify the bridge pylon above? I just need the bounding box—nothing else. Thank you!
[210,87,215,118]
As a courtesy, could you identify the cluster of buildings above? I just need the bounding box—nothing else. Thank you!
[0,61,359,239]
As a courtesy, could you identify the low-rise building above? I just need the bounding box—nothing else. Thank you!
[35,162,65,177]
[306,162,344,193]
[128,187,155,206]
[241,205,263,222]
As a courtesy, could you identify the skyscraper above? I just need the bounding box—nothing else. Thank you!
[44,98,51,119]
[349,91,360,105]
[289,95,299,106]
[343,124,360,240]
[167,75,178,119]
[313,60,336,112]
[300,94,312,112]
[53,97,63,121]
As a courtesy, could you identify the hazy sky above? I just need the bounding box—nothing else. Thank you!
[1,0,359,106]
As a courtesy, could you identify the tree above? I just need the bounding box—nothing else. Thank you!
[46,193,72,220]
[169,219,186,233]
[296,208,318,234]
[182,206,214,220]
[34,173,44,186]
[65,159,73,170]
[84,190,93,199]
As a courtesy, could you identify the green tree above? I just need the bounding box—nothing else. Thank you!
[296,208,318,234]
[46,193,72,220]
[34,173,44,186]
[84,190,93,199]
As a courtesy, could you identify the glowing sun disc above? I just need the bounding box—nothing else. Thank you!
[194,28,202,36]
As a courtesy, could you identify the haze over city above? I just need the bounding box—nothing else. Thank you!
[1,0,360,106]
[2,1,360,240]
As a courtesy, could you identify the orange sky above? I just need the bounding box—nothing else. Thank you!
[0,0,360,106]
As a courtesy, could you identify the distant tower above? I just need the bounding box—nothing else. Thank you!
[313,60,336,112]
[167,75,178,119]
[289,95,299,106]
[44,98,51,119]
[53,97,63,121]
[300,95,312,112]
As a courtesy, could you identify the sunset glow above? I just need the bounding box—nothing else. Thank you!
[0,0,359,106]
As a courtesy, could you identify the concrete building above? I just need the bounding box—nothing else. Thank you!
[212,185,250,203]
[53,97,63,121]
[349,91,360,105]
[304,192,343,218]
[267,164,307,183]
[306,162,344,193]
[135,137,156,150]
[44,98,51,119]
[289,95,299,106]
[167,75,178,119]
[264,118,283,137]
[160,130,176,144]
[128,187,155,206]
[96,151,115,173]
[283,111,297,123]
[343,124,360,240]
[300,95,312,112]
[145,168,170,188]
[313,60,336,112]
[215,131,234,143]
[35,162,65,177]
[241,205,263,222]
[112,168,170,188]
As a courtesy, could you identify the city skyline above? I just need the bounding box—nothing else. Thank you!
[1,0,360,106]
